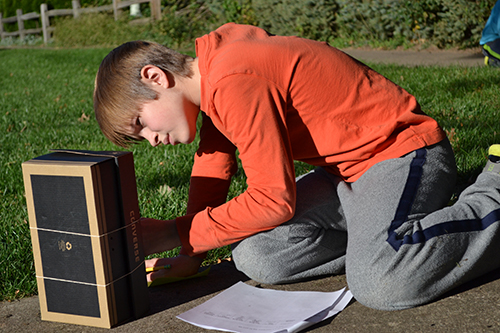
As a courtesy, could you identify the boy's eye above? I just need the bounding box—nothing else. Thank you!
[135,117,142,127]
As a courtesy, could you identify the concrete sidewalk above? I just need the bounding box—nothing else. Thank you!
[2,260,500,332]
[342,47,485,67]
[2,48,498,333]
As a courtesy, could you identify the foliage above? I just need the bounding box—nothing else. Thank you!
[335,0,416,42]
[80,0,112,7]
[432,0,496,48]
[154,1,219,48]
[0,0,45,32]
[0,34,42,46]
[334,0,496,48]
[252,0,337,41]
[215,0,258,25]
[2,0,499,49]
[250,0,497,48]
[153,0,257,48]
[1,0,75,17]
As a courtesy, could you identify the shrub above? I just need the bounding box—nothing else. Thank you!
[432,0,496,48]
[154,0,258,48]
[335,0,496,48]
[252,0,337,41]
[154,1,219,48]
[6,0,500,49]
[209,0,258,25]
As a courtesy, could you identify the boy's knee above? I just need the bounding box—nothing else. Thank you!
[347,271,432,311]
[232,240,293,284]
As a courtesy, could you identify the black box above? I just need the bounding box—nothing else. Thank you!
[22,150,150,328]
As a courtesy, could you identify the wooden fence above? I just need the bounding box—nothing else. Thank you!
[0,0,161,43]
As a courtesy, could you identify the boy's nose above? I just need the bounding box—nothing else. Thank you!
[145,131,160,147]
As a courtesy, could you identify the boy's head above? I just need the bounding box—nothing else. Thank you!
[93,41,194,147]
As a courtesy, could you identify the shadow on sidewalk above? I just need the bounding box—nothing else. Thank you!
[146,260,250,316]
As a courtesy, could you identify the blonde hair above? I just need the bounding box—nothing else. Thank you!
[93,41,194,147]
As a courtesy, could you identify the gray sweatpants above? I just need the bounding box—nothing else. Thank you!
[232,139,500,310]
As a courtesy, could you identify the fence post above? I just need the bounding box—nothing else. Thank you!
[113,0,121,21]
[150,0,161,20]
[16,9,25,40]
[0,13,4,41]
[72,0,81,19]
[41,3,49,44]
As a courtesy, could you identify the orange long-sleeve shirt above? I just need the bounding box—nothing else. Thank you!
[176,23,446,255]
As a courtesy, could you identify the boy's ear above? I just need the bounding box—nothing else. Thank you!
[140,65,171,88]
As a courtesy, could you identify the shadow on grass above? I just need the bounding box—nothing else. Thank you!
[444,74,500,99]
[140,169,192,191]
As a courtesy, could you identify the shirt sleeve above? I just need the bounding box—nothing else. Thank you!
[186,113,238,215]
[176,74,297,255]
[178,114,237,257]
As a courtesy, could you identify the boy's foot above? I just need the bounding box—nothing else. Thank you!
[482,45,500,67]
[483,145,500,174]
[484,55,500,67]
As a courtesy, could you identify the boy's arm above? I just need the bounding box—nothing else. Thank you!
[140,217,203,280]
[179,114,238,257]
[186,113,237,214]
[141,217,181,255]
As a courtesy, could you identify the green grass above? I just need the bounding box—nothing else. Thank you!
[378,65,500,184]
[1,47,499,301]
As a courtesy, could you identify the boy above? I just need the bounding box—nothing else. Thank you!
[94,23,500,311]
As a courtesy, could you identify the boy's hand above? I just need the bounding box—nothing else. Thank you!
[140,217,182,256]
[145,255,204,283]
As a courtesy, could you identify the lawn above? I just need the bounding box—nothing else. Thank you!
[1,47,499,301]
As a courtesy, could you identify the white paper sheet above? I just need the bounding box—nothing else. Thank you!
[177,281,353,333]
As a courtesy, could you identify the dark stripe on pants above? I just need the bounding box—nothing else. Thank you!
[387,148,500,251]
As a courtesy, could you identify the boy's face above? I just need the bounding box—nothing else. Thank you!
[132,85,199,147]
